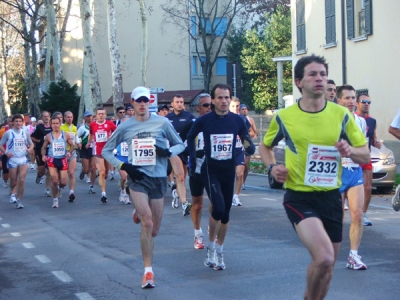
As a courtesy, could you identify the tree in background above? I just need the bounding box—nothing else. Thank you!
[8,73,27,115]
[162,0,244,92]
[40,79,80,125]
[225,25,254,107]
[240,6,291,111]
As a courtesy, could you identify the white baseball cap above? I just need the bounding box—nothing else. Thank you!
[31,117,37,122]
[131,86,150,101]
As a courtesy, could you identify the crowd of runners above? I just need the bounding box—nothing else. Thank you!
[1,54,400,297]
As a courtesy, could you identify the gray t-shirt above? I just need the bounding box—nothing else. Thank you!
[102,114,185,178]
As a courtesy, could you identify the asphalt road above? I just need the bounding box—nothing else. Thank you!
[0,167,400,300]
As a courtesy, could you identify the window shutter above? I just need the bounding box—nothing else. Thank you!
[296,0,306,51]
[346,0,354,39]
[364,0,373,35]
[325,0,336,44]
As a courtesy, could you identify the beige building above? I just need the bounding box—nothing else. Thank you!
[38,0,230,106]
[290,0,399,143]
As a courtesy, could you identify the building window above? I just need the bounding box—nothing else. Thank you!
[296,0,306,52]
[191,16,197,36]
[216,57,227,76]
[347,0,372,39]
[200,56,206,75]
[214,17,227,36]
[199,18,212,35]
[325,0,336,45]
[192,56,197,75]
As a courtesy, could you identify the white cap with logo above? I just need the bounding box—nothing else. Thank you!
[131,86,150,101]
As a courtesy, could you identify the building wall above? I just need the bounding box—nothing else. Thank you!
[291,0,400,142]
[60,0,190,104]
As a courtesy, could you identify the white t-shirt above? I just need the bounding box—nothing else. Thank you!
[390,109,400,129]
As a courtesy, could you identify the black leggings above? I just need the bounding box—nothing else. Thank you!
[1,154,8,174]
[201,161,235,224]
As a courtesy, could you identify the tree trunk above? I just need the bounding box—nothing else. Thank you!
[45,0,63,81]
[138,0,147,86]
[44,6,52,89]
[81,55,92,117]
[79,0,103,109]
[19,1,34,116]
[107,0,124,109]
[0,19,10,118]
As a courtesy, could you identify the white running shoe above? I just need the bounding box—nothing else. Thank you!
[182,202,192,216]
[344,200,349,211]
[363,215,372,226]
[10,194,17,204]
[52,199,59,208]
[124,194,131,204]
[39,177,44,184]
[3,181,8,188]
[16,200,24,209]
[391,185,400,212]
[86,175,91,183]
[194,234,205,249]
[119,191,125,202]
[347,253,367,270]
[45,189,51,197]
[232,195,242,206]
[204,246,216,268]
[171,187,179,209]
[214,251,226,271]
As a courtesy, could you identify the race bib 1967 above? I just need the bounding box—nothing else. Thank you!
[210,134,234,160]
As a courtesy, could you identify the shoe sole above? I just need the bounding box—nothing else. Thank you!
[213,265,226,271]
[183,203,192,216]
[194,244,205,249]
[141,282,155,289]
[204,261,216,268]
[69,194,75,202]
[347,264,367,270]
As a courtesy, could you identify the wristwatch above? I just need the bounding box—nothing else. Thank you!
[267,164,277,176]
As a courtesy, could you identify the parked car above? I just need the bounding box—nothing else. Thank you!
[270,140,396,193]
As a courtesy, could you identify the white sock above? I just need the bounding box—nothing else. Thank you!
[233,194,238,198]
[195,229,203,236]
[144,267,153,274]
[350,250,358,256]
[102,192,106,197]
[53,198,58,201]
[210,241,216,249]
[70,190,74,195]
[216,244,223,253]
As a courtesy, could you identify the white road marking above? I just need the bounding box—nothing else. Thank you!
[52,271,73,283]
[262,198,278,201]
[35,255,51,263]
[1,224,11,228]
[22,243,35,249]
[244,185,272,191]
[371,218,385,221]
[10,232,21,237]
[76,292,95,300]
[370,204,393,210]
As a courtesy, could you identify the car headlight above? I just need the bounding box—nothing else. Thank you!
[383,152,395,165]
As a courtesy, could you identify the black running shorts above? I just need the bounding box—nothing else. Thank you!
[283,189,343,243]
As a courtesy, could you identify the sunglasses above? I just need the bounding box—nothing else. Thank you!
[201,103,211,108]
[327,88,336,92]
[358,100,371,104]
[118,111,125,114]
[133,97,149,103]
